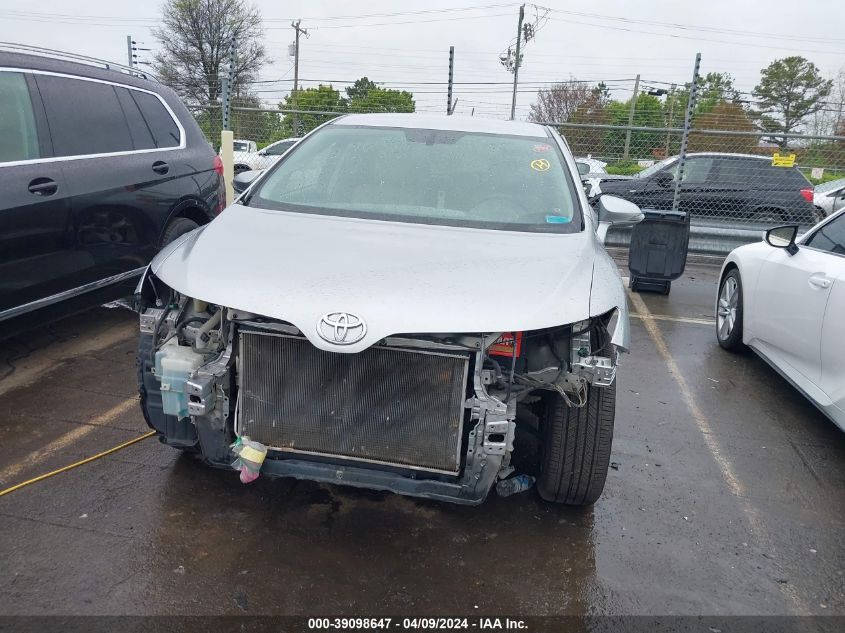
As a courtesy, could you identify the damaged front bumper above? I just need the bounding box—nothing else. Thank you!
[136,280,624,505]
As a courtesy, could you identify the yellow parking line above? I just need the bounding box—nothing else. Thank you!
[628,290,811,615]
[0,397,138,486]
[0,431,155,498]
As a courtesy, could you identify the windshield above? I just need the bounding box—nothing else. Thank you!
[233,141,250,152]
[250,125,582,233]
[265,140,295,156]
[635,156,676,179]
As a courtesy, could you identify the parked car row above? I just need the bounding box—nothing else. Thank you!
[4,46,841,513]
[0,49,224,335]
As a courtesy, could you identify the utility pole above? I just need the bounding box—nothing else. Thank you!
[509,4,525,121]
[623,74,641,160]
[126,35,133,68]
[665,83,677,157]
[447,46,455,115]
[291,20,308,136]
[672,53,702,214]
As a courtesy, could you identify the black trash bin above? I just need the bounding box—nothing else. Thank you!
[627,209,689,295]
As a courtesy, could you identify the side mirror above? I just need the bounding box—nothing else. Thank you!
[655,171,674,187]
[765,225,799,255]
[596,195,645,242]
[232,170,262,194]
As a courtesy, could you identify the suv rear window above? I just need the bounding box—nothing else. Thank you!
[0,72,39,162]
[130,91,180,148]
[749,159,810,188]
[36,75,134,157]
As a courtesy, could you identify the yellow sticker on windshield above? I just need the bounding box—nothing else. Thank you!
[771,152,796,167]
[531,158,550,172]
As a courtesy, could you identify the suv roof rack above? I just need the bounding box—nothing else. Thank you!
[0,42,157,81]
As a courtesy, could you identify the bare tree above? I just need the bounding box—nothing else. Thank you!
[153,0,266,106]
[811,65,845,136]
[528,77,591,123]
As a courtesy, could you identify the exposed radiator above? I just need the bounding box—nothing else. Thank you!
[237,331,470,474]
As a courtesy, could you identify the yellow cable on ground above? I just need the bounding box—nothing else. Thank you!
[0,431,156,498]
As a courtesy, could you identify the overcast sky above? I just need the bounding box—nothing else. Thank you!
[1,0,842,118]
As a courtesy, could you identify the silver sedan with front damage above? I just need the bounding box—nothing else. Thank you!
[135,113,643,505]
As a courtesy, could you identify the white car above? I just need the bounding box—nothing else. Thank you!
[232,139,257,174]
[716,208,845,430]
[575,156,607,177]
[135,113,644,506]
[233,137,300,173]
[813,177,845,218]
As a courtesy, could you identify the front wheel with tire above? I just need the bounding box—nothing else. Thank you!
[537,381,616,506]
[160,217,199,247]
[716,268,746,352]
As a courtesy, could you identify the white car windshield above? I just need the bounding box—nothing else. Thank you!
[250,125,582,233]
[233,141,250,152]
[815,177,845,194]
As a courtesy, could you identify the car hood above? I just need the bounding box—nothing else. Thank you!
[152,204,601,352]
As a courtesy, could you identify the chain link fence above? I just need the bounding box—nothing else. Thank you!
[194,106,845,239]
[192,105,343,171]
[552,122,845,229]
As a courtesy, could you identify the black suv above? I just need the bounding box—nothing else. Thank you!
[592,152,817,224]
[0,50,224,335]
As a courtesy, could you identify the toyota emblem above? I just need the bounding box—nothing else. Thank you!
[316,312,367,345]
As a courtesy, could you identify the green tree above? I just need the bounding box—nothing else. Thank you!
[153,0,266,106]
[230,95,284,145]
[753,56,833,148]
[665,72,740,128]
[688,102,758,153]
[346,77,378,101]
[279,85,346,136]
[348,87,415,113]
[604,93,665,159]
[564,83,612,155]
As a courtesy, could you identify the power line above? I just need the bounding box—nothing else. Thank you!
[548,16,845,56]
[546,8,845,45]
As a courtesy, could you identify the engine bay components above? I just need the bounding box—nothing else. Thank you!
[154,340,205,419]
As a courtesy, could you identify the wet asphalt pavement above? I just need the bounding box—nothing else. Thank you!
[0,263,843,618]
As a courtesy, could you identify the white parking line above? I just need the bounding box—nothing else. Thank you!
[630,313,715,326]
[627,290,811,615]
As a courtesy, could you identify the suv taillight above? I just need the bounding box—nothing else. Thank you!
[800,188,813,203]
[213,155,225,176]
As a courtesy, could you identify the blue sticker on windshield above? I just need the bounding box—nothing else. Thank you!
[545,215,572,224]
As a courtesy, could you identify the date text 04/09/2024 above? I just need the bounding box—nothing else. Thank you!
[307,618,528,630]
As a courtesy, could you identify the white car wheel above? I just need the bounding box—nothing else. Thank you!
[716,269,746,352]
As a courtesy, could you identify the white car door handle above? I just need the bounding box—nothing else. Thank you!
[808,274,832,289]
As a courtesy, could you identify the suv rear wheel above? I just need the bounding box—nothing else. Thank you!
[537,381,615,506]
[161,217,199,247]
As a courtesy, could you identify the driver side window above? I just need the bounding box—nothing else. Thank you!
[805,214,845,256]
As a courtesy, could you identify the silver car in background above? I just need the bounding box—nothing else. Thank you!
[813,177,845,218]
[135,114,643,505]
